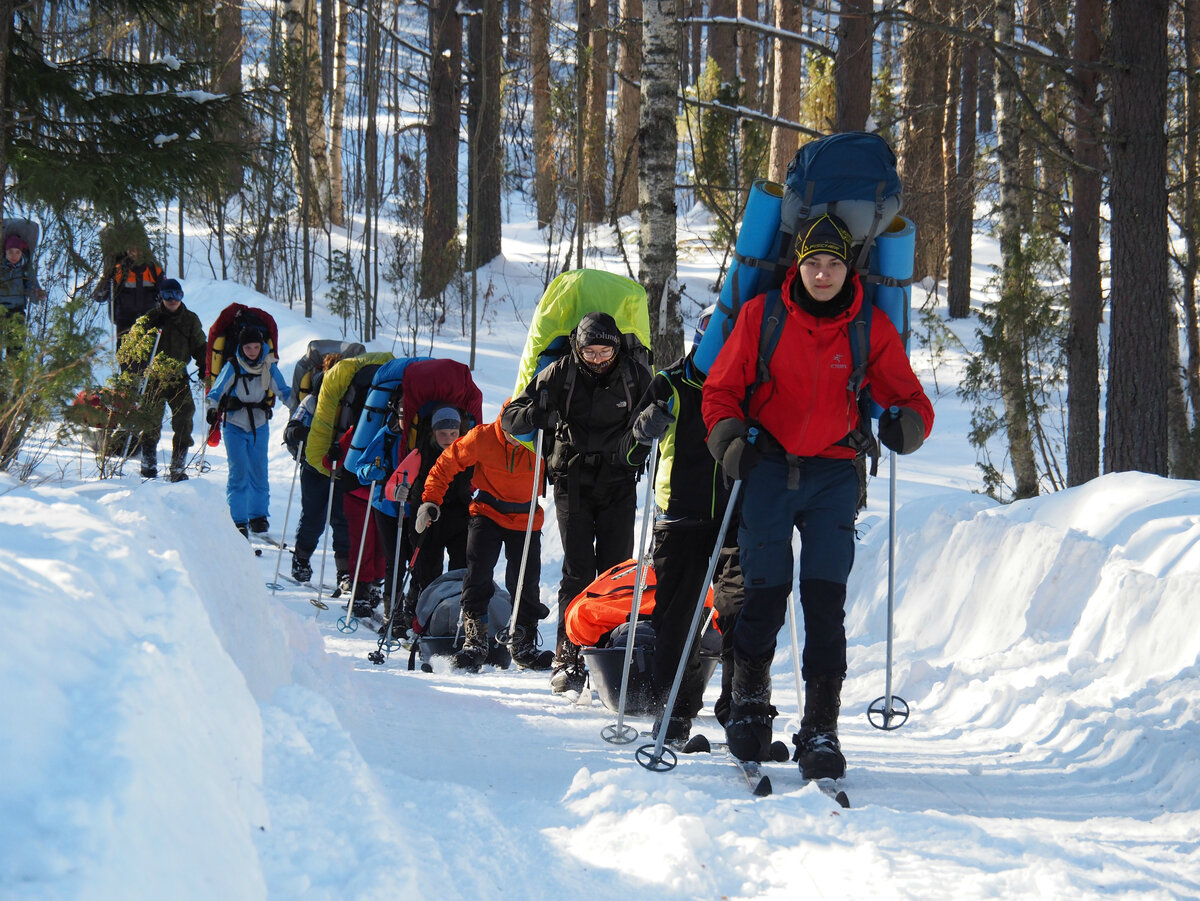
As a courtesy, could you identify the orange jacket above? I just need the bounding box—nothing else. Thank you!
[422,416,545,532]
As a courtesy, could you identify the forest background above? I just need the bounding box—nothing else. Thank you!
[0,0,1195,502]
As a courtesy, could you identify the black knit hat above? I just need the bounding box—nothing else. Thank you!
[574,311,622,348]
[794,213,854,265]
[238,326,265,348]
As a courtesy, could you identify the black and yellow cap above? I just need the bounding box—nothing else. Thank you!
[794,213,853,264]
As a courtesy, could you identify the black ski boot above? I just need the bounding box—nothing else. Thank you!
[651,712,692,743]
[792,674,846,780]
[451,611,489,672]
[291,552,314,584]
[510,625,555,671]
[140,446,158,480]
[549,636,586,695]
[234,522,249,538]
[714,648,735,727]
[725,652,775,762]
[248,516,270,534]
[168,447,189,482]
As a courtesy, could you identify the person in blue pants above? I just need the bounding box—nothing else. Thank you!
[205,327,291,536]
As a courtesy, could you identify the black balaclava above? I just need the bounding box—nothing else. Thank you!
[573,311,622,376]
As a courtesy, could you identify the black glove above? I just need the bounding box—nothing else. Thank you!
[707,417,760,480]
[633,403,675,444]
[205,408,219,425]
[328,441,342,465]
[877,406,925,455]
[530,405,559,431]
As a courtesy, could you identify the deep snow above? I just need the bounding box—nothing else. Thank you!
[2,231,1198,900]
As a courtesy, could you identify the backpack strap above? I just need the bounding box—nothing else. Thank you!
[743,289,787,416]
[844,297,880,476]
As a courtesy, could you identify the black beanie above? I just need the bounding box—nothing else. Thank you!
[794,213,854,265]
[574,312,622,349]
[238,326,265,349]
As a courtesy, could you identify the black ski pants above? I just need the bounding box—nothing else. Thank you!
[553,476,637,646]
[460,514,545,627]
[400,505,469,612]
[295,462,350,560]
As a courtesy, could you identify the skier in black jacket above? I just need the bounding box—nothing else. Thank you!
[502,312,653,694]
[628,307,744,740]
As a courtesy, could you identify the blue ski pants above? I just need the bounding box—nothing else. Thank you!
[224,421,270,525]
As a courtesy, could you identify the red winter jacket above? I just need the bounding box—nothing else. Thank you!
[702,266,933,459]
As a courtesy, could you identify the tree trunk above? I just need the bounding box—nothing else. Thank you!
[211,0,243,193]
[531,0,555,228]
[421,0,463,299]
[639,0,682,362]
[1104,0,1170,475]
[1065,0,1103,485]
[613,0,642,218]
[466,0,503,268]
[897,0,949,281]
[708,0,737,90]
[362,0,380,341]
[994,0,1039,498]
[946,0,978,320]
[767,0,802,183]
[737,0,759,110]
[1179,0,1200,459]
[834,0,872,132]
[505,0,522,64]
[327,0,347,227]
[283,0,332,226]
[583,0,608,223]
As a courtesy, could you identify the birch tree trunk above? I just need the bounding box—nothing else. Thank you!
[1177,0,1200,465]
[767,0,801,183]
[328,0,347,227]
[531,0,555,228]
[1104,0,1170,475]
[640,0,682,362]
[613,0,642,218]
[994,0,1039,498]
[283,0,332,226]
[1065,0,1103,484]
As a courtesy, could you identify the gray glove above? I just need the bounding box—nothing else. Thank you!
[415,502,441,533]
[633,403,675,444]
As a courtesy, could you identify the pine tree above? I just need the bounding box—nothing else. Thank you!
[2,2,249,220]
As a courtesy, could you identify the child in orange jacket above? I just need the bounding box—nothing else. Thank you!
[419,411,552,672]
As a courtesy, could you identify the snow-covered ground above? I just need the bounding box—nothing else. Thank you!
[2,228,1198,900]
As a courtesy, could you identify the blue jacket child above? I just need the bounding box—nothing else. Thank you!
[205,326,291,536]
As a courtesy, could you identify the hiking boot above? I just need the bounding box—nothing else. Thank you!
[793,674,846,780]
[141,447,157,479]
[652,713,692,744]
[169,448,188,482]
[351,600,375,618]
[248,517,269,533]
[337,571,352,595]
[234,522,249,538]
[725,652,775,762]
[141,465,158,479]
[714,649,734,727]
[368,578,385,606]
[291,554,313,584]
[549,638,587,694]
[510,626,554,671]
[451,611,489,672]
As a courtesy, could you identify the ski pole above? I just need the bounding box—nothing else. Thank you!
[118,327,163,475]
[496,425,544,649]
[785,590,805,735]
[382,473,410,627]
[867,446,909,729]
[310,458,340,613]
[369,539,421,666]
[338,461,381,633]
[602,435,659,745]
[636,478,742,772]
[268,438,303,593]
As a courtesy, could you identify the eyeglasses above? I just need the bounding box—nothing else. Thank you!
[580,345,615,362]
[160,290,183,302]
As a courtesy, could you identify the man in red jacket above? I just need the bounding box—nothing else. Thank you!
[702,213,933,780]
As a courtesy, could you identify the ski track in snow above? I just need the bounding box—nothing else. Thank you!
[2,282,1199,900]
